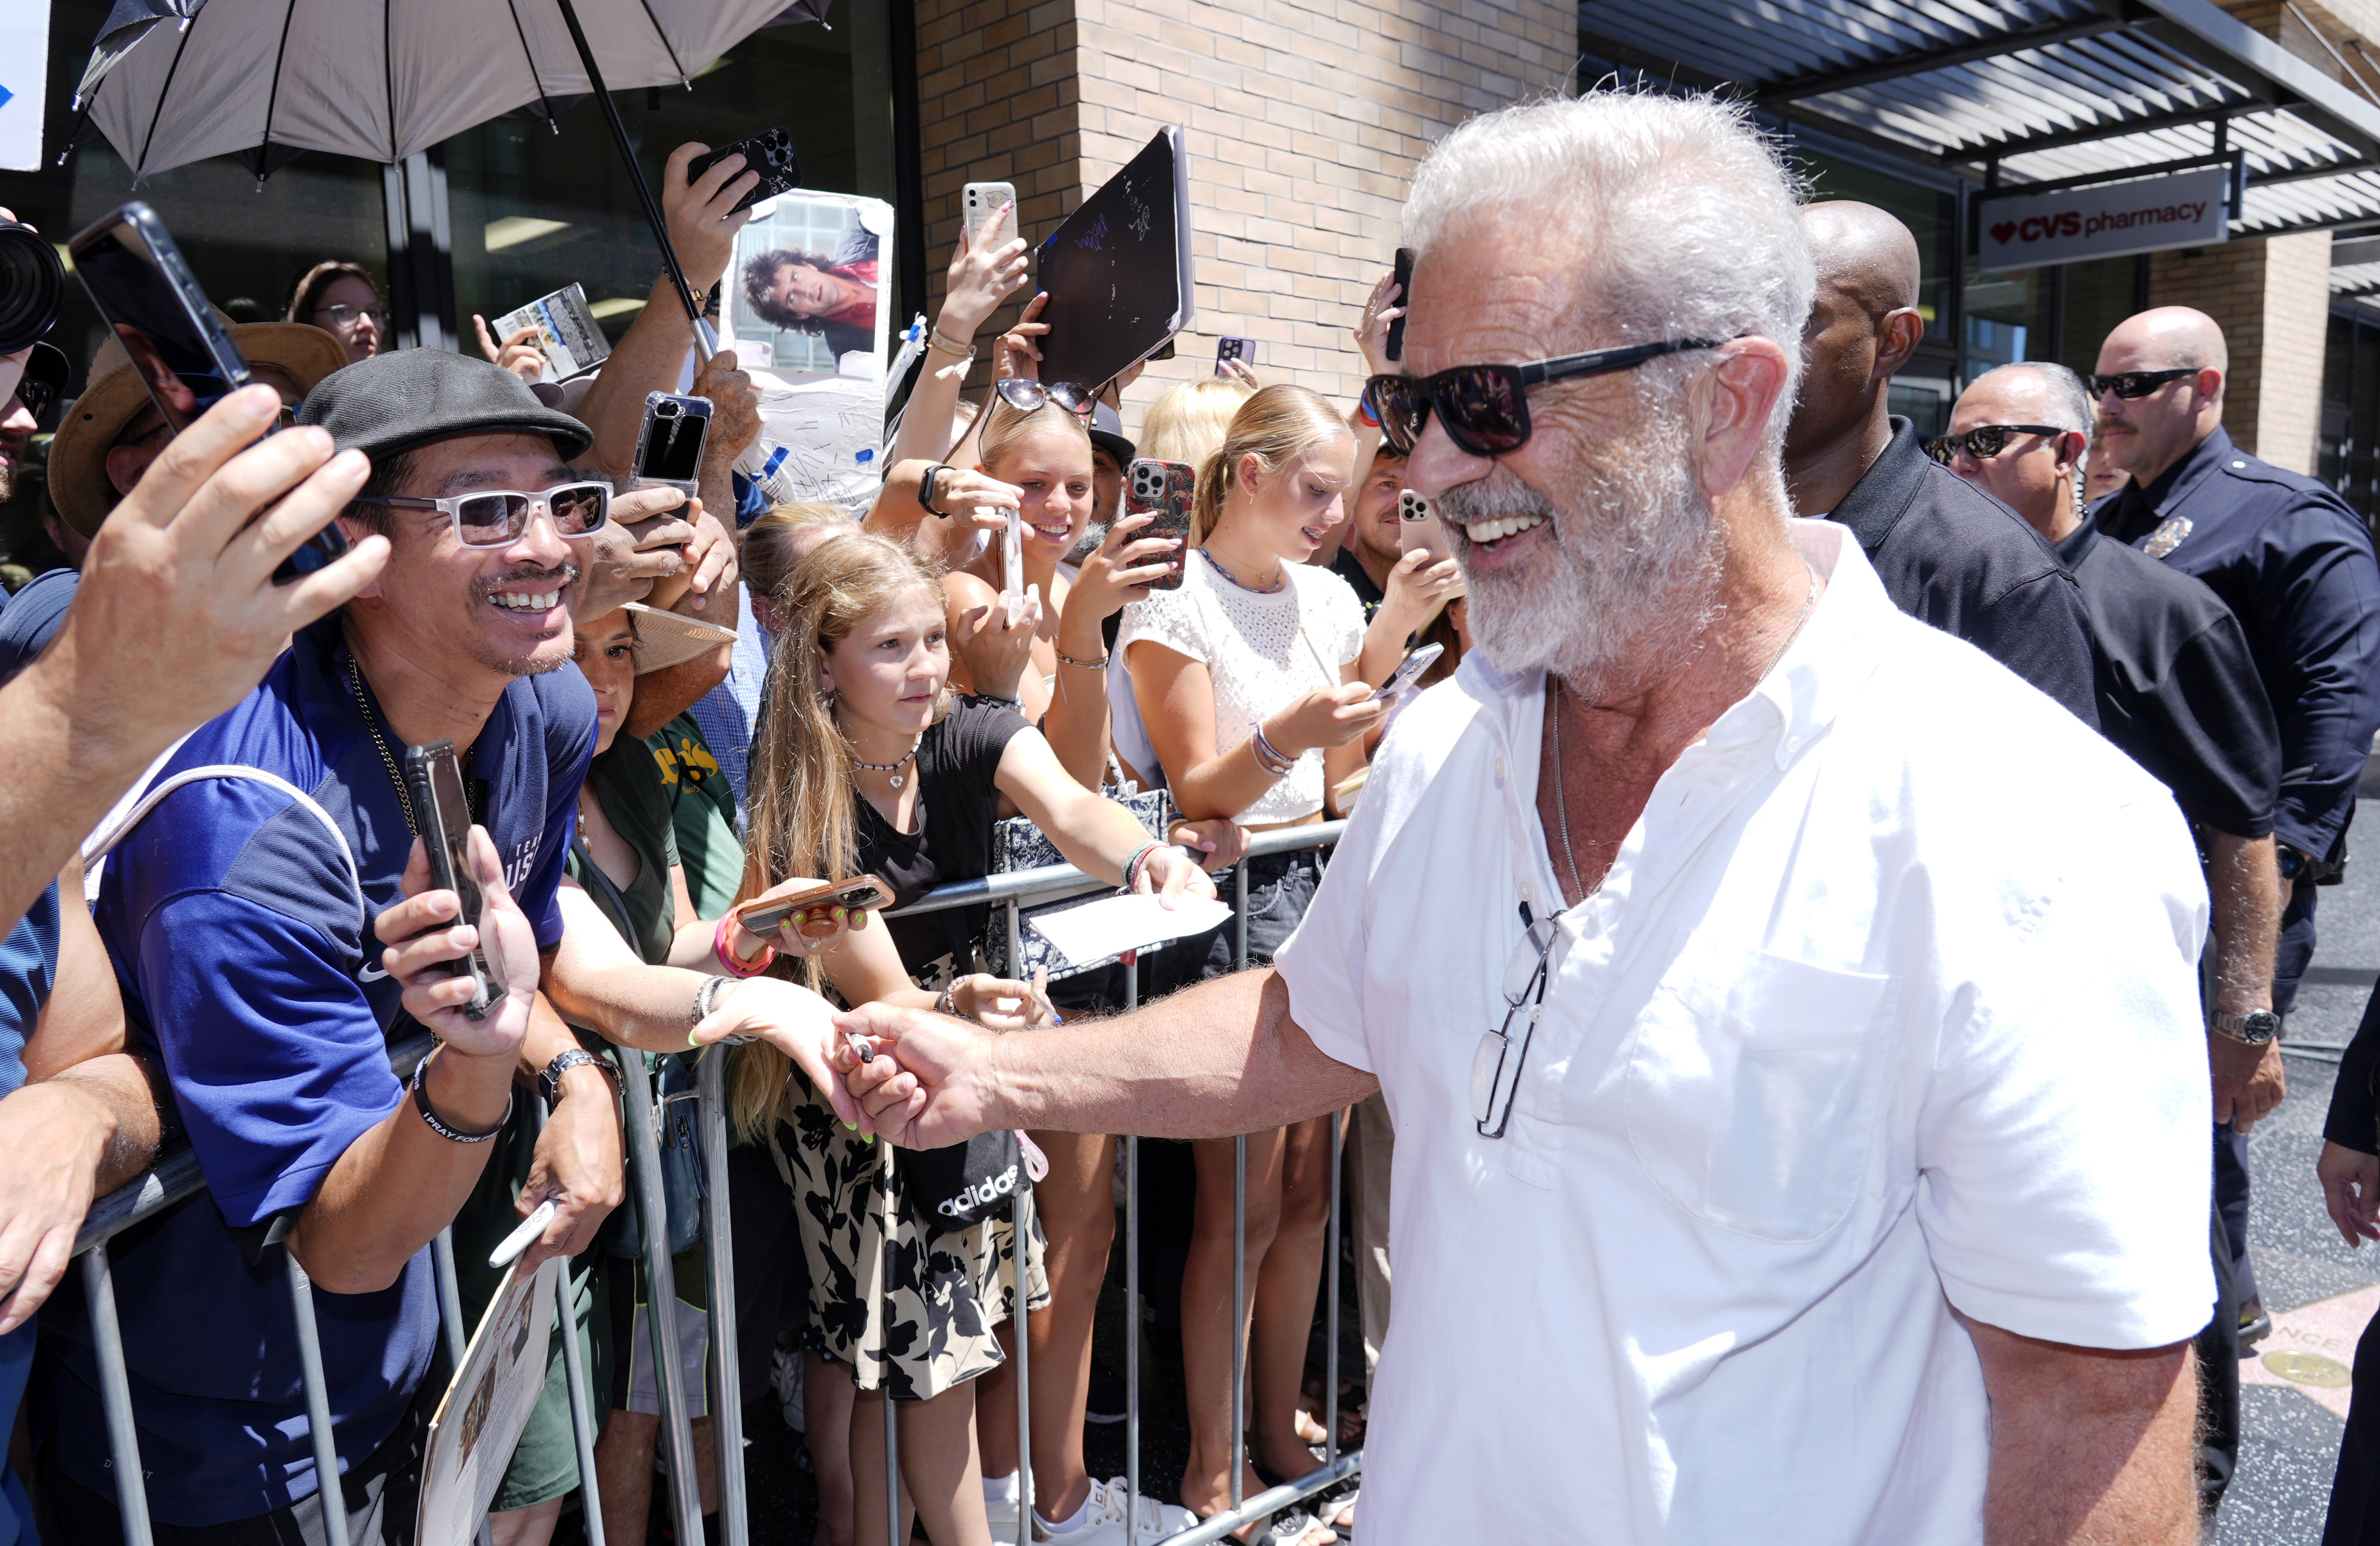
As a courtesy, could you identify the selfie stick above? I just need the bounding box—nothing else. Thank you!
[551,0,720,363]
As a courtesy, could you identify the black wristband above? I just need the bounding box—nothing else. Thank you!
[412,1053,509,1143]
[919,462,949,517]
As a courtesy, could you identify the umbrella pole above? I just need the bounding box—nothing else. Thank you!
[551,0,716,360]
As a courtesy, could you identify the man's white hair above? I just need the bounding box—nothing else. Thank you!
[1401,89,1815,456]
[1970,361,2095,437]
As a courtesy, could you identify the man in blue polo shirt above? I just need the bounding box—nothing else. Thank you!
[40,352,629,1543]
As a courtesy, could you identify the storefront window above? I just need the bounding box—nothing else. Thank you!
[448,17,894,366]
[1796,145,1959,436]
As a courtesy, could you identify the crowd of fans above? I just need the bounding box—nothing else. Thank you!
[4,82,2380,1546]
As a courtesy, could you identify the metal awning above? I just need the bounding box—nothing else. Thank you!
[1578,0,2380,240]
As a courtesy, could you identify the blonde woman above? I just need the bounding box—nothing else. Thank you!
[714,533,1211,1546]
[1120,385,1385,1545]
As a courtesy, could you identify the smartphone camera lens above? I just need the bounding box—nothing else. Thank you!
[0,222,65,355]
[655,399,680,419]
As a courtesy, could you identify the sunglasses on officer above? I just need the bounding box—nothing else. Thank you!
[1363,338,1722,458]
[1923,424,2070,466]
[2088,367,2198,400]
[352,479,612,547]
[995,379,1098,416]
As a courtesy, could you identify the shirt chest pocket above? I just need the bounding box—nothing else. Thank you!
[1622,949,1893,1242]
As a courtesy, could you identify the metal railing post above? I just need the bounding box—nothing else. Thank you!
[1230,861,1249,1514]
[1123,954,1141,1546]
[530,1095,606,1546]
[1326,1108,1342,1469]
[1006,895,1033,1546]
[79,1244,154,1546]
[697,1048,750,1546]
[283,1251,354,1546]
[615,1049,706,1546]
[881,1144,902,1546]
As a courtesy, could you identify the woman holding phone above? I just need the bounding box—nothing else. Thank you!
[1120,385,1385,1546]
[719,533,1211,1546]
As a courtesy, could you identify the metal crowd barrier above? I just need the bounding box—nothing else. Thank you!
[64,819,1360,1546]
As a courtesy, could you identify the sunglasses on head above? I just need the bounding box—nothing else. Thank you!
[352,479,612,547]
[2089,367,2198,400]
[1923,424,2070,465]
[1363,338,1723,457]
[994,379,1098,416]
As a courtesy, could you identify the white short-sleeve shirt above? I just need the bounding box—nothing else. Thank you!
[1117,551,1367,824]
[1272,519,2213,1546]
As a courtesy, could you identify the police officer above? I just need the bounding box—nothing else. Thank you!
[2093,304,2380,1348]
[1785,201,2097,725]
[1940,358,2282,1511]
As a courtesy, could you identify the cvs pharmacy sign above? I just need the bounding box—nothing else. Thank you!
[1979,166,2230,270]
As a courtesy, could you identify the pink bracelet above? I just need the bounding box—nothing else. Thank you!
[714,912,777,978]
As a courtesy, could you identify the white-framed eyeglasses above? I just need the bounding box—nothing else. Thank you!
[1469,912,1558,1139]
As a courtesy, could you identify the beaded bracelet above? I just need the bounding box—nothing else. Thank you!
[715,911,777,978]
[412,1053,508,1144]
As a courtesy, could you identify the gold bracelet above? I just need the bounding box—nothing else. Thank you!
[1055,650,1110,670]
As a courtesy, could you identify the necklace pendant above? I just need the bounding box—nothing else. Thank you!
[889,773,904,789]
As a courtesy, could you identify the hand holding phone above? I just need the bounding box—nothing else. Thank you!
[687,128,801,214]
[732,876,897,944]
[1000,506,1026,612]
[402,740,502,1020]
[1386,248,1414,363]
[1214,336,1256,377]
[964,182,1020,252]
[1371,641,1445,702]
[630,392,714,494]
[1127,458,1198,592]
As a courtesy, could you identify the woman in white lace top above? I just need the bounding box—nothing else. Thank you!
[1118,385,1388,1544]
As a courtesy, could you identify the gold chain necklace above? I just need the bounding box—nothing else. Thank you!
[345,651,481,835]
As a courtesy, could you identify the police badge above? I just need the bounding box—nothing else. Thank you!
[2143,515,2193,558]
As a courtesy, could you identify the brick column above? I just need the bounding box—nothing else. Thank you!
[2148,229,2333,474]
[909,0,1575,433]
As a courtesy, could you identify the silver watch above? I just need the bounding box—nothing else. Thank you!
[2212,1010,2280,1047]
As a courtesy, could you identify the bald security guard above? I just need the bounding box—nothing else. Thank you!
[1785,202,2097,725]
[2093,305,2380,1348]
[1942,358,2283,1511]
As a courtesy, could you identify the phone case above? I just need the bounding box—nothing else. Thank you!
[1128,459,1198,592]
[1214,336,1255,375]
[688,127,800,214]
[1399,489,1432,522]
[1001,508,1025,604]
[735,876,895,939]
[1387,247,1415,363]
[630,392,713,494]
[401,741,499,1020]
[963,182,1019,251]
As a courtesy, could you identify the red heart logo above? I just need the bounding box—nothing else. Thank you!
[1990,220,2017,245]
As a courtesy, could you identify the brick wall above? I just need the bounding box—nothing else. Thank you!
[909,0,1575,439]
[2148,231,2334,474]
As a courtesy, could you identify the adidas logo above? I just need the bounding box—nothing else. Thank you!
[937,1162,1022,1218]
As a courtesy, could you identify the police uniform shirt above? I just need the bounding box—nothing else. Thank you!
[2054,522,2279,838]
[1825,418,2099,728]
[2096,425,2380,868]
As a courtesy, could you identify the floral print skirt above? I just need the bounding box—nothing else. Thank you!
[768,1074,1048,1401]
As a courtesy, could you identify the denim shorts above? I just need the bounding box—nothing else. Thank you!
[1148,846,1324,996]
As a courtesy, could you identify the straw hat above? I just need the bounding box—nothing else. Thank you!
[624,603,738,673]
[49,318,351,538]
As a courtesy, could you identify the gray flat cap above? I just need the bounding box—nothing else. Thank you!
[299,348,593,464]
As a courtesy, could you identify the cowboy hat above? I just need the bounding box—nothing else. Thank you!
[624,602,739,674]
[49,318,351,538]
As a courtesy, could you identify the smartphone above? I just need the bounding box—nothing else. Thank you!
[733,876,897,941]
[687,127,801,214]
[1001,506,1025,607]
[1398,489,1431,523]
[1127,458,1198,592]
[71,202,347,586]
[963,181,1019,251]
[1386,248,1414,363]
[630,391,713,494]
[1214,336,1256,376]
[401,740,501,1020]
[1371,642,1445,702]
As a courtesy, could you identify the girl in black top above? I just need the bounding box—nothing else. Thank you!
[723,533,1210,1546]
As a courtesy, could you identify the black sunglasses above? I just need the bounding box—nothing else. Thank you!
[2089,367,2198,400]
[1363,338,1722,457]
[994,379,1097,416]
[1923,424,2070,465]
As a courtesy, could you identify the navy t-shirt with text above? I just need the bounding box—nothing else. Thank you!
[45,614,593,1526]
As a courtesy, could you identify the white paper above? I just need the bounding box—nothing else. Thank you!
[1028,893,1231,964]
[493,283,609,380]
[415,1256,562,1546]
[0,3,49,172]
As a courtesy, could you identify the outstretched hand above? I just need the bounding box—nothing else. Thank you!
[827,1001,1002,1149]
[691,977,866,1129]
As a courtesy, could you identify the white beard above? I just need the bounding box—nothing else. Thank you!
[1440,422,1724,698]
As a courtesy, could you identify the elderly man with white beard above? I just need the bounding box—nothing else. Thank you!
[707,91,2216,1545]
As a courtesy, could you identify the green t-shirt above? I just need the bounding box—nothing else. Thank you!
[566,741,680,966]
[645,713,744,919]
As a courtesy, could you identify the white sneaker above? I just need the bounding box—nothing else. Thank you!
[986,1483,1026,1541]
[769,1345,805,1434]
[1035,1477,1198,1544]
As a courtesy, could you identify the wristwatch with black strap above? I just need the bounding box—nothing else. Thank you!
[2212,1009,2281,1047]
